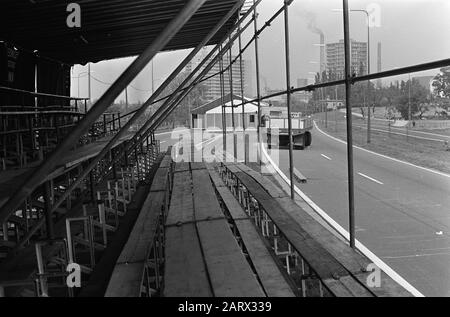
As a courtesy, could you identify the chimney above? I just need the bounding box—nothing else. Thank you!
[320,34,325,74]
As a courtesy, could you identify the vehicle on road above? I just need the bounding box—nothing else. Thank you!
[261,108,313,149]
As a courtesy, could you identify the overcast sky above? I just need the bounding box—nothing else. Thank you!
[72,0,450,104]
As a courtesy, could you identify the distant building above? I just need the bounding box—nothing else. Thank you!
[326,39,368,78]
[185,49,253,101]
[191,93,263,130]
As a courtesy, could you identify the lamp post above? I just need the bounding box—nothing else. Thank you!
[72,70,94,99]
[333,9,371,143]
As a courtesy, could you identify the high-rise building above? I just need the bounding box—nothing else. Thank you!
[185,49,253,101]
[326,39,368,78]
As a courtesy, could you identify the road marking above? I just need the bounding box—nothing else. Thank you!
[261,144,424,297]
[382,251,450,259]
[160,141,167,144]
[358,172,384,185]
[314,121,450,179]
[321,154,332,161]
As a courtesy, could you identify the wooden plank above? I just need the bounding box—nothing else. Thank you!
[196,219,265,297]
[208,168,294,296]
[235,164,287,198]
[164,224,212,297]
[116,191,165,264]
[235,220,295,297]
[105,263,143,297]
[276,197,368,275]
[191,169,224,221]
[215,187,248,220]
[149,168,168,192]
[174,162,189,173]
[159,152,173,169]
[232,171,350,283]
[166,171,194,227]
[190,162,206,170]
[291,168,307,183]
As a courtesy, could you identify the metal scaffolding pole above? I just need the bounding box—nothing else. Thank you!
[220,52,227,161]
[228,37,237,162]
[238,26,247,164]
[44,1,246,216]
[118,20,256,169]
[122,3,259,153]
[0,0,207,223]
[284,0,295,200]
[343,0,356,249]
[253,0,262,168]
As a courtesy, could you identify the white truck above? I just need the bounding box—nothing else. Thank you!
[261,110,313,149]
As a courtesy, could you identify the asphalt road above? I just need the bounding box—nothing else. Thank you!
[156,127,450,296]
[329,110,450,143]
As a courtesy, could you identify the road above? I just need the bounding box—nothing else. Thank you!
[156,127,450,296]
[331,110,450,143]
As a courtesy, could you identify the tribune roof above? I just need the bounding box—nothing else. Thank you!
[0,0,242,65]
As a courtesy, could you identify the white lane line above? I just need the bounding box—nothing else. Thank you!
[358,172,384,185]
[321,154,332,161]
[160,141,167,144]
[261,144,424,297]
[314,121,450,179]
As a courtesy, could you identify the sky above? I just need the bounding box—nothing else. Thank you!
[72,0,450,103]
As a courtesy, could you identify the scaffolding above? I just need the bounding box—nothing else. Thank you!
[0,0,449,297]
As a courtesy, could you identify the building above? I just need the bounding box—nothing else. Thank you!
[326,39,368,78]
[185,49,253,101]
[191,93,263,130]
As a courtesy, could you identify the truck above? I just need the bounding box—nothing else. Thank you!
[261,109,313,149]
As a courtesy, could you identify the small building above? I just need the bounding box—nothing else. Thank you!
[191,94,263,130]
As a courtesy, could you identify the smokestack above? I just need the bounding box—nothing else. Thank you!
[320,34,325,74]
[377,42,382,88]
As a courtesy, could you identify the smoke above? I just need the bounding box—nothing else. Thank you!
[294,7,325,72]
[294,7,324,36]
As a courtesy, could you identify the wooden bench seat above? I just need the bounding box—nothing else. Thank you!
[223,164,375,297]
[105,151,171,297]
[230,163,412,297]
[163,162,264,297]
[207,165,295,297]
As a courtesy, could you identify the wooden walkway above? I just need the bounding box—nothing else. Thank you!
[163,162,268,297]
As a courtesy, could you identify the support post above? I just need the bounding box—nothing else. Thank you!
[343,0,356,248]
[228,38,237,162]
[43,181,54,239]
[239,26,247,164]
[253,0,262,168]
[220,52,227,162]
[0,0,208,224]
[284,0,295,200]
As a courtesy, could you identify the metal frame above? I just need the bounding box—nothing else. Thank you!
[2,0,450,297]
[0,0,207,224]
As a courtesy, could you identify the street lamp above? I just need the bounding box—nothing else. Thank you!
[72,69,95,99]
[333,9,372,143]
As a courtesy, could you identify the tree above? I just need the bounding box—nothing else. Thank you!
[394,79,429,120]
[433,67,450,98]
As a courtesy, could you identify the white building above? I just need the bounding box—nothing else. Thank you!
[191,94,265,130]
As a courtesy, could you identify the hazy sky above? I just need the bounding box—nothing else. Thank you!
[72,0,450,103]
